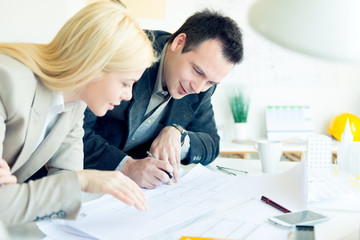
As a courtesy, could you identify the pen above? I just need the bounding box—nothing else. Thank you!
[216,165,248,174]
[261,196,291,213]
[146,151,173,179]
[216,166,237,176]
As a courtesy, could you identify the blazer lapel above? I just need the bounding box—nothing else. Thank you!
[11,79,51,173]
[127,65,157,139]
[14,111,72,182]
[166,94,199,124]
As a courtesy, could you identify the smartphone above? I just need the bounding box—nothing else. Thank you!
[268,210,329,229]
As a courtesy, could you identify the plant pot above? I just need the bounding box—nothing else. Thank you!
[234,122,249,140]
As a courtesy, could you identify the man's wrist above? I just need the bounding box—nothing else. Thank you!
[172,124,188,146]
[115,156,131,171]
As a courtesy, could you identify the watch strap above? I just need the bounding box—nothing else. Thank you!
[172,124,188,146]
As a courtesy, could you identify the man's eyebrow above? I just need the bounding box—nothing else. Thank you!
[192,62,220,84]
[192,62,206,77]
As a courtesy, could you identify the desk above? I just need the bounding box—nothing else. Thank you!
[220,140,339,162]
[209,156,296,175]
[5,158,360,240]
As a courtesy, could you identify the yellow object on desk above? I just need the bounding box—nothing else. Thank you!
[180,237,234,240]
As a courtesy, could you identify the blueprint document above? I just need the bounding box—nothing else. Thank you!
[38,160,308,240]
[38,165,251,240]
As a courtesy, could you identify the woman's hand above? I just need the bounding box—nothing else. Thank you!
[77,170,148,211]
[0,159,17,185]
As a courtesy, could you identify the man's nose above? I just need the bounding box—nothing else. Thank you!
[191,80,207,94]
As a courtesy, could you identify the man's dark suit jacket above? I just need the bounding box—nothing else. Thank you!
[83,30,220,170]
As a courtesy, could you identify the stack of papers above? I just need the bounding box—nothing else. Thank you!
[38,160,308,240]
[308,170,357,202]
[35,159,356,239]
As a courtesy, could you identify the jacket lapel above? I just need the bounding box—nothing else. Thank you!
[166,94,199,125]
[15,111,72,182]
[11,79,51,173]
[127,64,157,139]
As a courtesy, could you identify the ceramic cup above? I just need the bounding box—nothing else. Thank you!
[254,140,282,174]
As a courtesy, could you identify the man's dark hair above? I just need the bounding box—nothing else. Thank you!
[168,9,244,64]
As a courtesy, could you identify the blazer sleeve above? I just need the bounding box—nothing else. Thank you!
[0,79,83,226]
[83,108,127,170]
[0,54,83,226]
[0,171,81,226]
[0,99,5,158]
[181,87,220,166]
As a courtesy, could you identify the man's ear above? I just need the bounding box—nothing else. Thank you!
[170,33,187,52]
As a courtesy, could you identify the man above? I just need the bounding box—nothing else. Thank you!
[83,9,244,189]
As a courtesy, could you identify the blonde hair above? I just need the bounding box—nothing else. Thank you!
[0,1,156,91]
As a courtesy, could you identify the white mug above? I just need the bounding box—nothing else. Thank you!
[254,140,282,174]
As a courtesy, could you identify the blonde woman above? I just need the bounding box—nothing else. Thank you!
[0,1,155,226]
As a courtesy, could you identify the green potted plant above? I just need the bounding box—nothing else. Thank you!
[226,87,250,140]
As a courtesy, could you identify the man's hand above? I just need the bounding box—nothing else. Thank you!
[149,126,182,182]
[121,157,173,189]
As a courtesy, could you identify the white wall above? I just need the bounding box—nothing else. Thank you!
[213,64,360,141]
[138,0,360,141]
[1,0,359,142]
[0,0,85,43]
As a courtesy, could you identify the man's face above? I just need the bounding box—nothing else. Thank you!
[163,33,234,99]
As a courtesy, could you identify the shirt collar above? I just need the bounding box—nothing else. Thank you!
[153,42,169,97]
[50,92,76,114]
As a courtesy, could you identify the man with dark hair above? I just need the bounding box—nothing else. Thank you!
[83,9,244,189]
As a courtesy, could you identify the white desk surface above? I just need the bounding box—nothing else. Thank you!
[208,157,297,175]
[5,157,360,240]
[220,140,339,154]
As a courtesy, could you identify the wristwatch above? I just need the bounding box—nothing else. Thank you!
[172,124,188,146]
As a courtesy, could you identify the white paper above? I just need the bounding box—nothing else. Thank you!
[38,161,307,240]
[308,169,357,202]
[65,165,251,240]
[37,219,98,240]
[147,198,289,240]
[232,156,308,212]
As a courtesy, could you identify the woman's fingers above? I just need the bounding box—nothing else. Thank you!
[0,173,17,185]
[0,159,10,171]
[0,159,17,185]
[77,170,148,211]
[110,172,148,210]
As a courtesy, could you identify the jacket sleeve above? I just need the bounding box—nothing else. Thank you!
[0,83,82,226]
[0,99,5,158]
[0,171,81,226]
[181,86,220,166]
[83,108,127,170]
[0,55,82,226]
